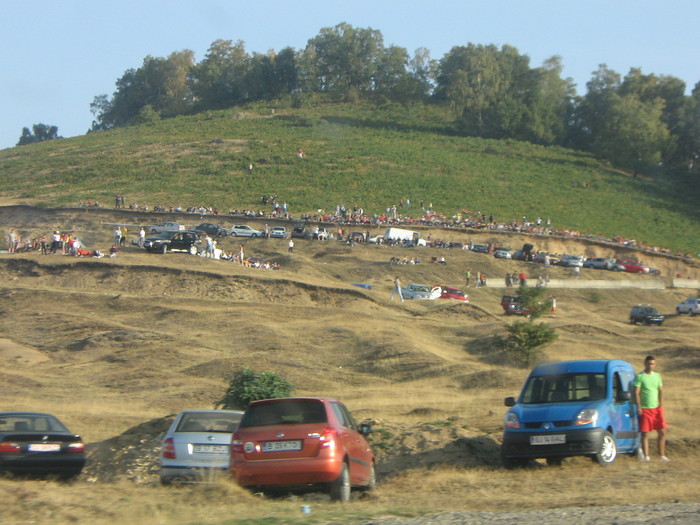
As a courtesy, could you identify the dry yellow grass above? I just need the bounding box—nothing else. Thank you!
[0,206,699,523]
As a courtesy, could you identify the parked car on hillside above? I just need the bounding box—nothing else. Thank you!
[291,226,311,239]
[629,305,664,325]
[150,221,185,234]
[229,225,262,237]
[616,259,650,274]
[493,247,512,259]
[676,298,700,316]
[583,258,623,271]
[557,254,584,267]
[160,409,243,485]
[0,412,86,479]
[401,283,441,300]
[230,397,375,501]
[470,244,490,254]
[269,226,287,239]
[193,223,226,237]
[500,294,534,316]
[433,285,469,302]
[144,231,202,254]
[533,252,559,265]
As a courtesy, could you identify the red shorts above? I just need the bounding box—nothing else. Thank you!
[639,407,667,432]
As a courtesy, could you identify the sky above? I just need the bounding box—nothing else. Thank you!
[1,0,698,151]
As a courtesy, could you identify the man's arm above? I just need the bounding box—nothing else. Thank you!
[658,384,664,408]
[634,386,642,415]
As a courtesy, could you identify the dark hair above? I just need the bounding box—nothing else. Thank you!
[645,355,655,363]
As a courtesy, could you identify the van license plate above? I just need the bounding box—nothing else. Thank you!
[530,434,566,445]
[262,440,302,452]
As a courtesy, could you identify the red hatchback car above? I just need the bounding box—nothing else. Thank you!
[616,259,650,274]
[230,397,375,501]
[433,285,469,302]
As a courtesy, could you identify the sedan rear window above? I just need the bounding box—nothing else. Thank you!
[241,400,327,427]
[176,412,242,433]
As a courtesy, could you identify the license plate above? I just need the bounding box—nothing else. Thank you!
[28,443,61,452]
[193,444,228,454]
[262,440,302,452]
[530,434,566,445]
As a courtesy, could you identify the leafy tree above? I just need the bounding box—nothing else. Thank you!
[215,367,295,410]
[16,123,60,146]
[496,286,557,366]
[130,105,161,125]
[591,93,671,175]
[190,39,250,110]
[305,22,385,96]
[497,320,558,367]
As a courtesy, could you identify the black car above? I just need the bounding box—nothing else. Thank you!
[144,231,202,254]
[291,226,311,239]
[0,412,86,479]
[193,223,226,237]
[629,305,664,325]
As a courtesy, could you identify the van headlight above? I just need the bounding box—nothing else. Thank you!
[575,408,598,425]
[504,412,520,429]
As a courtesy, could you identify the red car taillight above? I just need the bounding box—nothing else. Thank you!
[0,442,21,453]
[319,428,338,449]
[231,432,244,454]
[67,442,85,453]
[162,437,176,459]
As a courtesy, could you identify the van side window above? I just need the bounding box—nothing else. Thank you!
[613,372,625,403]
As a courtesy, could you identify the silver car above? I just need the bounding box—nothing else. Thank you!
[160,409,243,484]
[401,283,441,300]
[229,225,262,237]
[677,298,700,316]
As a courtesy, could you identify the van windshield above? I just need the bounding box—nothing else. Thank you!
[521,373,606,404]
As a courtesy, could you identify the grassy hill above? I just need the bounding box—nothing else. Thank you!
[1,98,698,253]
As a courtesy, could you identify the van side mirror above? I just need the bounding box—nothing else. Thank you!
[504,397,516,407]
[617,391,631,402]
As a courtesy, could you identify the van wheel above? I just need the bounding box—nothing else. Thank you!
[160,244,168,254]
[329,462,350,502]
[189,245,197,255]
[546,457,563,466]
[593,431,617,465]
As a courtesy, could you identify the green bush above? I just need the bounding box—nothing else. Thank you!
[215,367,295,409]
[496,320,558,367]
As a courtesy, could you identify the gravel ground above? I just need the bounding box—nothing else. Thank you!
[361,502,700,524]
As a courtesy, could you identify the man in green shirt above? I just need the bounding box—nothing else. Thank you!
[633,355,668,461]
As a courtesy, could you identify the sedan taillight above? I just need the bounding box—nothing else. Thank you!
[67,442,85,453]
[0,442,21,453]
[162,437,176,459]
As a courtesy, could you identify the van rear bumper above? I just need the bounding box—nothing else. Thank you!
[502,427,605,459]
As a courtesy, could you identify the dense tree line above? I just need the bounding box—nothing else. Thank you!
[89,22,699,176]
[16,123,61,146]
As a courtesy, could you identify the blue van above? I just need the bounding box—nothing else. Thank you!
[501,360,640,467]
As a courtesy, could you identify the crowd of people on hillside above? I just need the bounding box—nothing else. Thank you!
[21,195,699,262]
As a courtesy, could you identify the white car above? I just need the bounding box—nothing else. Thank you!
[150,221,185,233]
[677,298,700,316]
[229,225,262,237]
[401,283,441,300]
[160,409,243,484]
[269,226,287,239]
